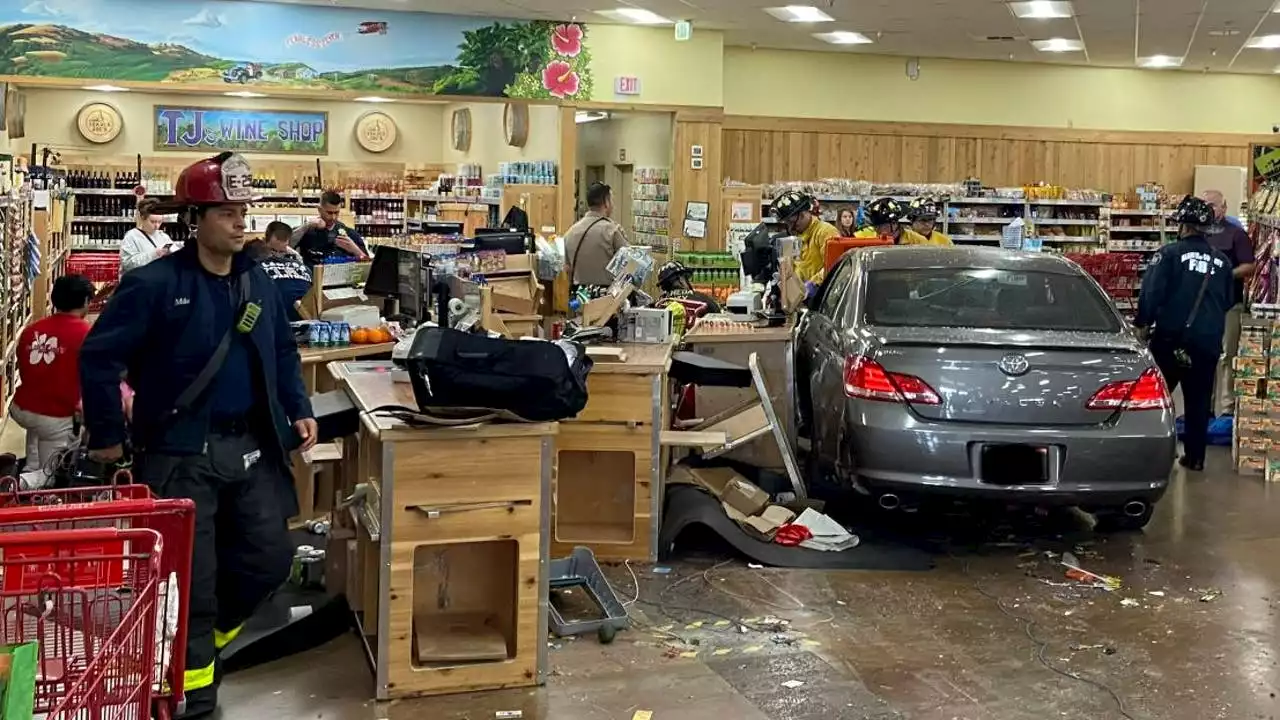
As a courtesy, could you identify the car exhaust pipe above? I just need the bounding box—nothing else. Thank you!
[1123,501,1147,518]
[878,493,901,510]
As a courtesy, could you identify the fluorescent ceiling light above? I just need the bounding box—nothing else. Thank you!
[597,7,672,24]
[224,90,267,98]
[575,111,609,124]
[1247,34,1280,49]
[813,31,873,45]
[764,6,834,23]
[1008,1,1074,19]
[1138,54,1183,68]
[83,84,129,92]
[354,96,395,103]
[1032,37,1084,52]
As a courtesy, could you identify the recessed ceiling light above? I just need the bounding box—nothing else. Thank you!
[1247,34,1280,49]
[1138,55,1183,68]
[764,6,834,23]
[1031,37,1084,52]
[354,96,395,103]
[813,31,873,45]
[83,84,129,92]
[224,91,267,98]
[597,7,672,24]
[1008,1,1074,19]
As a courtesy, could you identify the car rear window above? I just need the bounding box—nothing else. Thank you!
[864,267,1121,332]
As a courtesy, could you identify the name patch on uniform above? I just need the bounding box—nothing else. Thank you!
[243,449,261,470]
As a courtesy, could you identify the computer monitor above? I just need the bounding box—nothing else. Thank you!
[468,230,528,255]
[411,220,464,236]
[363,245,426,320]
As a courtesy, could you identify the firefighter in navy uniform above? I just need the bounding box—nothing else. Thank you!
[1135,194,1234,472]
[79,152,317,718]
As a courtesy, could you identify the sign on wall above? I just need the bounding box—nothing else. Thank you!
[0,1,592,100]
[154,106,328,155]
[77,102,123,144]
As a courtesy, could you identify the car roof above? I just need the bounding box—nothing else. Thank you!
[859,246,1083,275]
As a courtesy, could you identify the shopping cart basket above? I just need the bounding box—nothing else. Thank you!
[0,527,163,720]
[0,483,194,720]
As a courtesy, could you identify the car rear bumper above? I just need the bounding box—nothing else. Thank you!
[844,407,1174,506]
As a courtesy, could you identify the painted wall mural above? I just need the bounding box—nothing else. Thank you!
[0,1,592,99]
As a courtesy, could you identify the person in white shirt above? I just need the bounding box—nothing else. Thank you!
[120,197,177,273]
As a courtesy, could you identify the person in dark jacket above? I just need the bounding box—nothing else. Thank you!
[289,189,368,265]
[1135,194,1234,472]
[80,152,317,719]
[249,220,312,321]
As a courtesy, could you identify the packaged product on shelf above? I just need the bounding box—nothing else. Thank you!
[1234,356,1269,378]
[1234,376,1265,399]
[1238,324,1269,357]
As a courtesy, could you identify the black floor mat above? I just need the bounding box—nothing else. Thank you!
[659,485,934,571]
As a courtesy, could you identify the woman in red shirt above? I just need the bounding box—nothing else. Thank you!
[10,275,94,480]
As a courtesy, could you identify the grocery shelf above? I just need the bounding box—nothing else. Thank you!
[1108,209,1167,216]
[949,235,1004,242]
[1033,236,1100,243]
[70,188,138,196]
[72,243,120,251]
[74,217,134,223]
[950,217,1018,224]
[948,197,1027,204]
[1030,219,1100,226]
[1030,199,1106,206]
[1108,226,1165,232]
[405,193,501,205]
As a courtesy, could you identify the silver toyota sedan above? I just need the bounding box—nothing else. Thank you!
[795,246,1175,531]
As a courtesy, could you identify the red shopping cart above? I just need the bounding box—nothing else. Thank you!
[0,527,161,719]
[0,483,195,720]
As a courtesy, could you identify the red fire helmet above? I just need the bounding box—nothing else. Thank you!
[169,151,257,207]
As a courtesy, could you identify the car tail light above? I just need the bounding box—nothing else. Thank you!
[1086,367,1171,411]
[843,355,941,405]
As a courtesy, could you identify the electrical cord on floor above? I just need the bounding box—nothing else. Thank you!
[961,559,1140,720]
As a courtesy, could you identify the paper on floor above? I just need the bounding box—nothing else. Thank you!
[793,508,860,552]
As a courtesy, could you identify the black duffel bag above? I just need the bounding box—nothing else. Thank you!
[404,327,593,422]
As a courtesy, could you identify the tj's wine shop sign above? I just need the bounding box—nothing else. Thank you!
[153,106,329,155]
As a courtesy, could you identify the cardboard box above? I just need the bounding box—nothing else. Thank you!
[687,466,742,497]
[722,478,769,517]
[743,505,796,540]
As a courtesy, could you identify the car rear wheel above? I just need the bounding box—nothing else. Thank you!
[1094,503,1155,532]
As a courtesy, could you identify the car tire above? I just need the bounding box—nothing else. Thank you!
[1094,504,1155,532]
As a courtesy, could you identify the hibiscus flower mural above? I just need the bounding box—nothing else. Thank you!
[506,22,592,100]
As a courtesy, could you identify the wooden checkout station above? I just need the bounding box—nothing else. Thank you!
[305,317,789,700]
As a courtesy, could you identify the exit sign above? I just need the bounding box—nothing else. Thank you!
[614,76,641,96]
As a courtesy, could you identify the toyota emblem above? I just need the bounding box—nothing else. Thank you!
[998,353,1030,376]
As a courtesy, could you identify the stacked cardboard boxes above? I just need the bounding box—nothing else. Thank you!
[1232,319,1280,479]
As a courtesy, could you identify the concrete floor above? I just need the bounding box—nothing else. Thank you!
[215,448,1278,719]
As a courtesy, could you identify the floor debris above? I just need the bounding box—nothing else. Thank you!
[781,680,806,689]
[1120,598,1141,607]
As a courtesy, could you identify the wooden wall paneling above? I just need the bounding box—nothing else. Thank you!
[557,106,576,234]
[901,136,928,181]
[673,116,724,251]
[716,117,1261,196]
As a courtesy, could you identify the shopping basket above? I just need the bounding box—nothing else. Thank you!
[0,483,194,720]
[0,527,163,720]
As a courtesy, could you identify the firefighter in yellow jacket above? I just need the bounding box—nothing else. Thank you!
[770,190,839,293]
[907,197,954,245]
[854,197,952,246]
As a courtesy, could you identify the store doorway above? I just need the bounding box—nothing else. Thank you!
[612,163,634,235]
[583,164,605,220]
